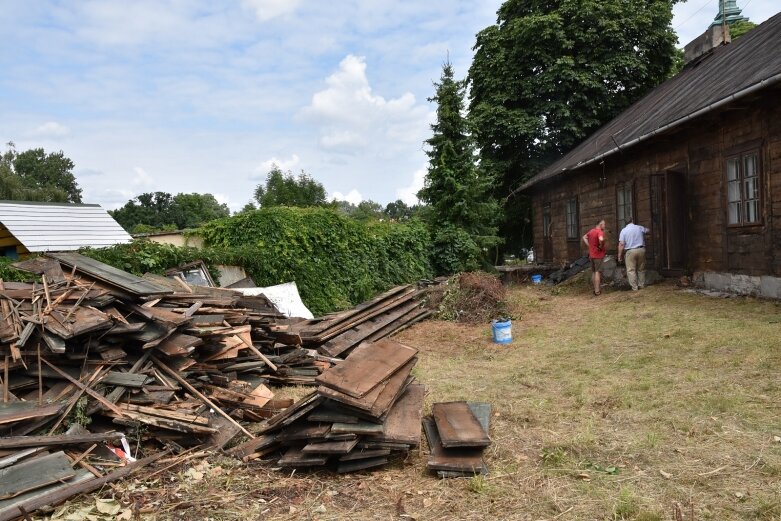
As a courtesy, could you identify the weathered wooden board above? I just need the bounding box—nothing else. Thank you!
[48,252,172,296]
[101,372,150,388]
[432,401,491,448]
[0,469,93,520]
[336,456,388,473]
[277,447,328,468]
[0,432,123,450]
[423,416,487,474]
[156,334,203,357]
[276,422,330,442]
[378,383,424,446]
[338,448,391,462]
[330,421,384,435]
[315,339,417,398]
[259,392,322,434]
[0,451,76,500]
[317,360,415,419]
[0,401,64,425]
[301,438,359,455]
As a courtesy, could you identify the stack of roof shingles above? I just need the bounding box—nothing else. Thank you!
[423,401,492,477]
[0,252,435,519]
[233,338,425,473]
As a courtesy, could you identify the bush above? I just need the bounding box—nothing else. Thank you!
[83,207,433,315]
[431,225,481,275]
[0,257,33,283]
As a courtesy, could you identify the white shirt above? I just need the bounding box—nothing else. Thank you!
[619,223,648,250]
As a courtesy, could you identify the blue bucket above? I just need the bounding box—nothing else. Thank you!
[531,274,543,284]
[491,319,512,344]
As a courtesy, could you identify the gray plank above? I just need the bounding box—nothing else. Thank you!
[0,451,76,499]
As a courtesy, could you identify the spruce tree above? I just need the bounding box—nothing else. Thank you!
[419,62,500,274]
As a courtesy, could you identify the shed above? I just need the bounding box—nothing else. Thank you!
[0,201,132,258]
[520,12,781,297]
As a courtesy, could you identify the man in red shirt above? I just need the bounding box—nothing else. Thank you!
[582,219,606,296]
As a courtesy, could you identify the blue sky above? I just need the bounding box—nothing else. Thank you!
[0,1,777,211]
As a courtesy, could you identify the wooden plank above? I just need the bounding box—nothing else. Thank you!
[315,339,417,398]
[155,334,203,357]
[0,432,123,450]
[226,435,278,460]
[0,448,46,470]
[277,447,328,468]
[336,456,388,473]
[0,401,64,425]
[377,383,424,446]
[0,451,76,500]
[301,438,359,455]
[422,416,487,474]
[318,300,421,357]
[101,372,150,388]
[47,252,171,297]
[432,401,491,448]
[258,392,321,434]
[330,421,383,435]
[338,448,391,462]
[276,422,330,442]
[317,358,416,417]
[0,450,166,521]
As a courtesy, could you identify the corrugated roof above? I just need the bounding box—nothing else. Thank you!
[0,200,131,252]
[521,11,781,191]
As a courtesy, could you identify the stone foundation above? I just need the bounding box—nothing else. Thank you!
[693,271,781,299]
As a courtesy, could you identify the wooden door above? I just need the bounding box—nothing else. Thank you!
[650,171,687,274]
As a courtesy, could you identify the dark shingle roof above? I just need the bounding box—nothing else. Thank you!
[521,11,781,191]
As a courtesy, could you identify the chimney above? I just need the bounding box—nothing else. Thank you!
[683,0,747,65]
[683,24,730,65]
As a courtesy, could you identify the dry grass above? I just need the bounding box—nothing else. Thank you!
[50,282,781,520]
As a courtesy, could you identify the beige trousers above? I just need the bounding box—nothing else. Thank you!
[626,247,646,290]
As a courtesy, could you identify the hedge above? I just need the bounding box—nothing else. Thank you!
[81,207,432,315]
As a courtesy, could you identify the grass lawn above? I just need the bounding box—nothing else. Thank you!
[56,282,781,520]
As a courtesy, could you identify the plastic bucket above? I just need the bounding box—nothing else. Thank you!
[491,319,512,344]
[531,274,543,284]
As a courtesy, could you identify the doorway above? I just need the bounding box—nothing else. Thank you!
[649,171,687,274]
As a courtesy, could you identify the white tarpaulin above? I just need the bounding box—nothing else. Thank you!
[236,282,314,319]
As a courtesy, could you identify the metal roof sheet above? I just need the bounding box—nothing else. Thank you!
[521,11,781,191]
[0,201,131,252]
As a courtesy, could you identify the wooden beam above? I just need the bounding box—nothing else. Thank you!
[40,358,124,417]
[0,432,123,450]
[150,355,254,439]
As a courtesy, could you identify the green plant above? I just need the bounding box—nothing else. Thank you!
[66,397,92,428]
[613,487,639,519]
[0,256,33,282]
[540,446,568,467]
[467,474,492,494]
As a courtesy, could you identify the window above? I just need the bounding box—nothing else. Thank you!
[542,203,552,239]
[616,182,634,230]
[727,150,761,225]
[566,198,579,239]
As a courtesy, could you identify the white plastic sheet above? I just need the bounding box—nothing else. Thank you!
[236,282,314,319]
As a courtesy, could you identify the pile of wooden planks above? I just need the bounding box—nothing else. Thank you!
[284,285,432,358]
[231,339,425,473]
[423,401,492,477]
[0,253,439,518]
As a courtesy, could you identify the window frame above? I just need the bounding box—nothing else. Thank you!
[615,181,635,231]
[565,197,579,241]
[542,202,552,239]
[725,147,763,228]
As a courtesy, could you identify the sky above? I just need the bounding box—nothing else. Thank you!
[0,1,777,212]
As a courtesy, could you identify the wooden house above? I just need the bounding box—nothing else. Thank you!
[520,12,781,297]
[0,201,131,258]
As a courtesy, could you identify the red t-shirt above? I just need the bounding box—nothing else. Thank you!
[586,227,606,259]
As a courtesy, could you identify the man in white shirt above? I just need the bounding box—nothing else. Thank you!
[617,220,649,291]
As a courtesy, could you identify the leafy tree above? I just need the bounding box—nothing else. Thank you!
[0,143,82,202]
[110,192,229,233]
[419,62,500,274]
[468,0,679,251]
[253,166,328,208]
[384,200,419,221]
[352,200,385,221]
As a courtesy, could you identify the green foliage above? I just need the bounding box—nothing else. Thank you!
[468,0,679,250]
[0,143,82,203]
[431,225,481,275]
[0,257,33,282]
[420,62,500,274]
[109,192,230,232]
[199,207,431,314]
[254,166,328,208]
[730,19,757,39]
[87,207,433,315]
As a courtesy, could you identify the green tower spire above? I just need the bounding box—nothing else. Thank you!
[711,0,748,27]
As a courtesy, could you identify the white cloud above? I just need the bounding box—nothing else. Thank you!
[132,167,154,187]
[254,154,301,178]
[396,166,426,205]
[302,54,432,153]
[242,0,301,22]
[330,189,363,206]
[29,121,70,138]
